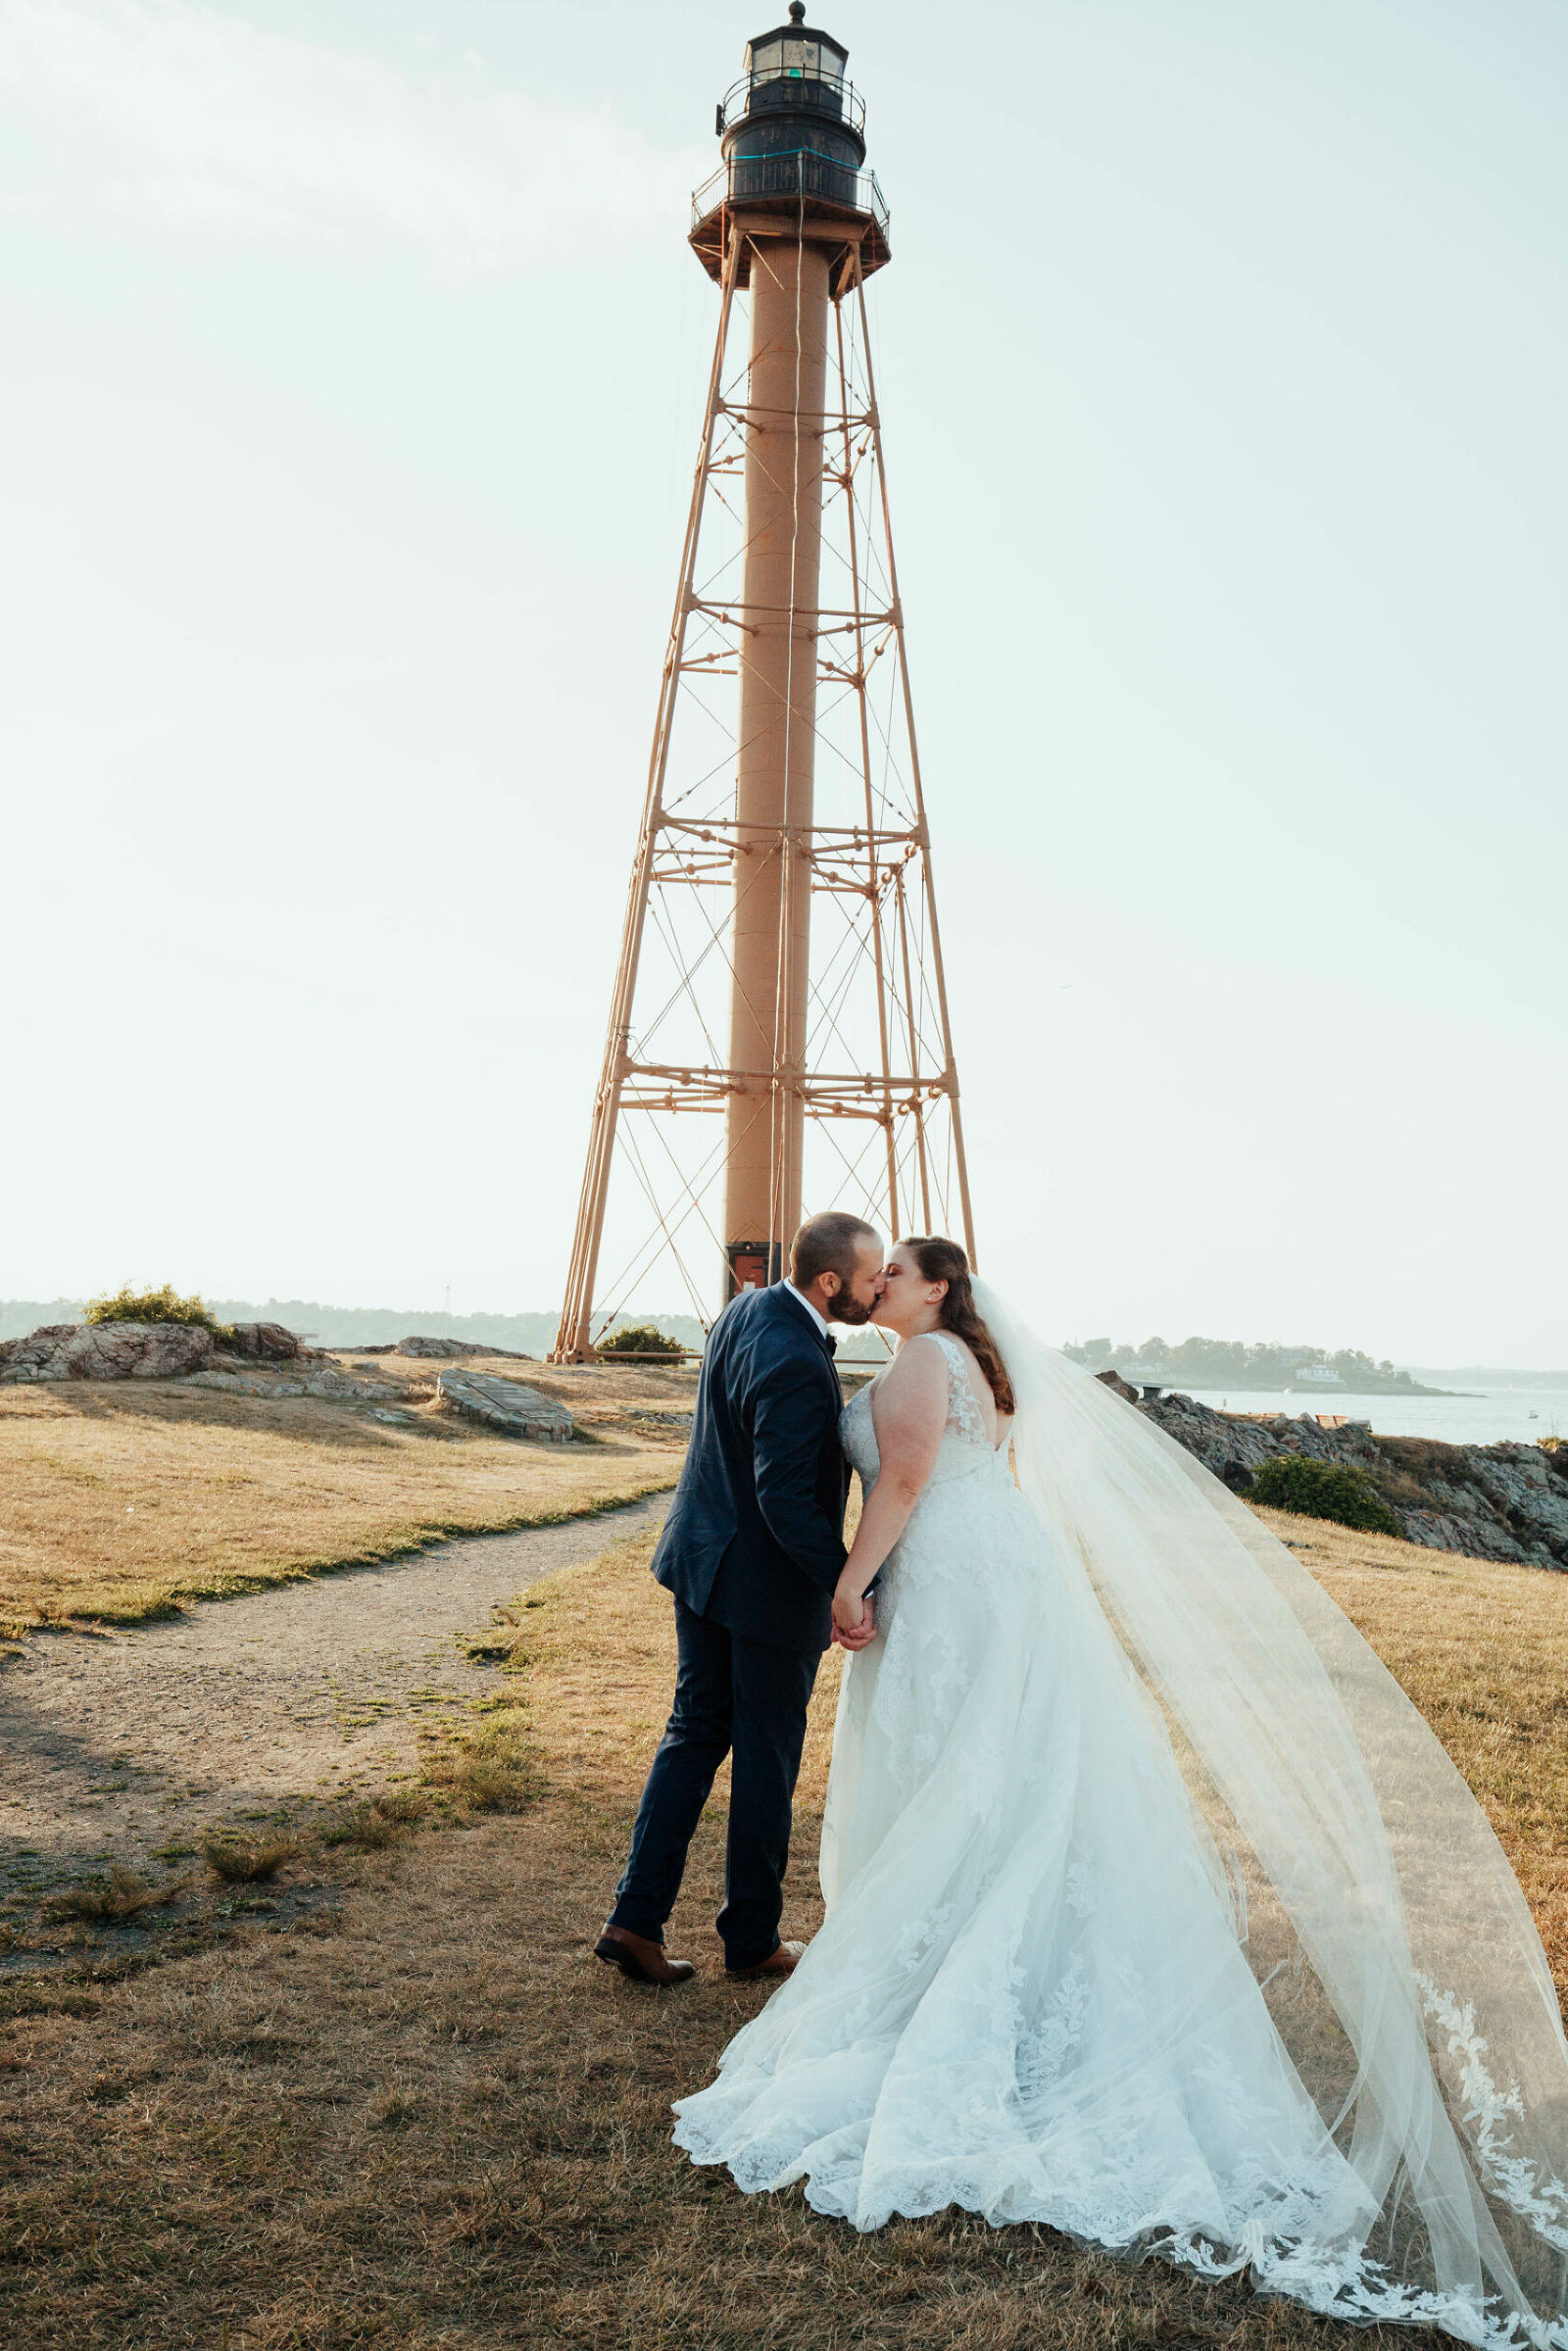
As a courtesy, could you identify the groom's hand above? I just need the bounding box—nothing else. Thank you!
[832,1587,876,1651]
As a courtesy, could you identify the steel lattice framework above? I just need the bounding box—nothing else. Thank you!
[553,199,973,1361]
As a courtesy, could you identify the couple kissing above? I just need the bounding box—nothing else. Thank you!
[595,1209,969,1984]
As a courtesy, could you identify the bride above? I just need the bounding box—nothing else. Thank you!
[674,1238,1568,2348]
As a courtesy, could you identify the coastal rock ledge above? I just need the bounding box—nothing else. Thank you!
[1135,1387,1568,1572]
[0,1320,394,1400]
[0,1322,217,1382]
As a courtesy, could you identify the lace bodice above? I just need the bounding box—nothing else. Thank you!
[839,1331,1008,1494]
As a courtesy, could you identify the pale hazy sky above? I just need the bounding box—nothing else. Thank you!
[3,1,1564,1362]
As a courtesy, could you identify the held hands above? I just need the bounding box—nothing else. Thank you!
[832,1577,877,1652]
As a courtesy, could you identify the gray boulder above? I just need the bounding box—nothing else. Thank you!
[0,1321,215,1384]
[435,1370,572,1443]
[400,1336,533,1360]
[227,1321,305,1361]
[187,1364,399,1401]
[304,1367,401,1400]
[189,1369,307,1399]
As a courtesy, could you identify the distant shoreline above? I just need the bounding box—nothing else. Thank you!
[1,1304,1562,1393]
[1179,1386,1567,1448]
[1085,1367,1464,1400]
[1138,1378,1470,1400]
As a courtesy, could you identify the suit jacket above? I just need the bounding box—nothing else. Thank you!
[650,1282,850,1655]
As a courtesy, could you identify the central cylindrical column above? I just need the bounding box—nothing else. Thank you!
[721,235,831,1297]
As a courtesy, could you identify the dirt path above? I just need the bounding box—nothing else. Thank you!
[0,1494,670,1913]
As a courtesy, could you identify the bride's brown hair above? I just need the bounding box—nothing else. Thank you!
[903,1237,1015,1416]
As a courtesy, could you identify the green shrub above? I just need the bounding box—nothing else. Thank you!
[1250,1453,1400,1536]
[85,1284,230,1336]
[597,1322,685,1359]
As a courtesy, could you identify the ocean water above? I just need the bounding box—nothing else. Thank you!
[1182,1388,1568,1447]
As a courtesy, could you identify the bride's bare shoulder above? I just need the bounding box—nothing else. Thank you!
[906,1327,980,1384]
[866,1333,947,1425]
[866,1337,952,1462]
[872,1333,951,1406]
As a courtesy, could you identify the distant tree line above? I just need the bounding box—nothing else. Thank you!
[1062,1335,1425,1394]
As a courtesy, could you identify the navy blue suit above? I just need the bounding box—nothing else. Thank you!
[610,1283,850,1967]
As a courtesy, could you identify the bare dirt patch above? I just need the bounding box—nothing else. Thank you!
[0,1495,671,1939]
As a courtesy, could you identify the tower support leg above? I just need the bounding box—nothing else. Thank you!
[551,232,743,1360]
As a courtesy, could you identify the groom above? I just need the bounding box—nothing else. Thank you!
[595,1210,886,1986]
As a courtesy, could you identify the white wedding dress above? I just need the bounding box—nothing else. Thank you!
[673,1312,1568,2348]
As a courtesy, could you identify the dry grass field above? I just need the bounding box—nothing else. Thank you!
[1282,1511,1568,1986]
[6,1506,1568,2347]
[0,1354,692,1634]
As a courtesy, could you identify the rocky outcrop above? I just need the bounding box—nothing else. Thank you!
[302,1366,401,1400]
[1140,1391,1377,1486]
[1397,1507,1524,1562]
[1137,1390,1568,1571]
[188,1365,400,1401]
[434,1370,572,1443]
[400,1336,532,1360]
[226,1322,305,1361]
[1396,1439,1568,1567]
[0,1322,216,1384]
[0,1316,395,1402]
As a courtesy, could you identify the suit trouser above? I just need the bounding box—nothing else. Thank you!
[609,1598,819,1970]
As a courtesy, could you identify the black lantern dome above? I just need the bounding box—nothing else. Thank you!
[723,5,862,194]
[691,3,889,284]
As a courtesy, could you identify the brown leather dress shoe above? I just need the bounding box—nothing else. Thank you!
[725,1938,807,1981]
[594,1924,696,1986]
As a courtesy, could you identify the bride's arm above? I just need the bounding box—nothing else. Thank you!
[832,1341,948,1641]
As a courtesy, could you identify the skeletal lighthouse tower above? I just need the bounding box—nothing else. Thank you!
[553,8,973,1359]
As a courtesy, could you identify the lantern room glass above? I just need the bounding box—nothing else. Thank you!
[744,35,848,89]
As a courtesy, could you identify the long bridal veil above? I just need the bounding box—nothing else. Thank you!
[973,1281,1568,2345]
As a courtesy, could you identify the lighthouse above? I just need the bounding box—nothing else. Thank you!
[553,12,968,1357]
[705,8,890,1293]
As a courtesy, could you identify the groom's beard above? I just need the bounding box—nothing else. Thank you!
[832,1294,878,1328]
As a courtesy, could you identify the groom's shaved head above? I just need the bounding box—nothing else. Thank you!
[791,1212,882,1294]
